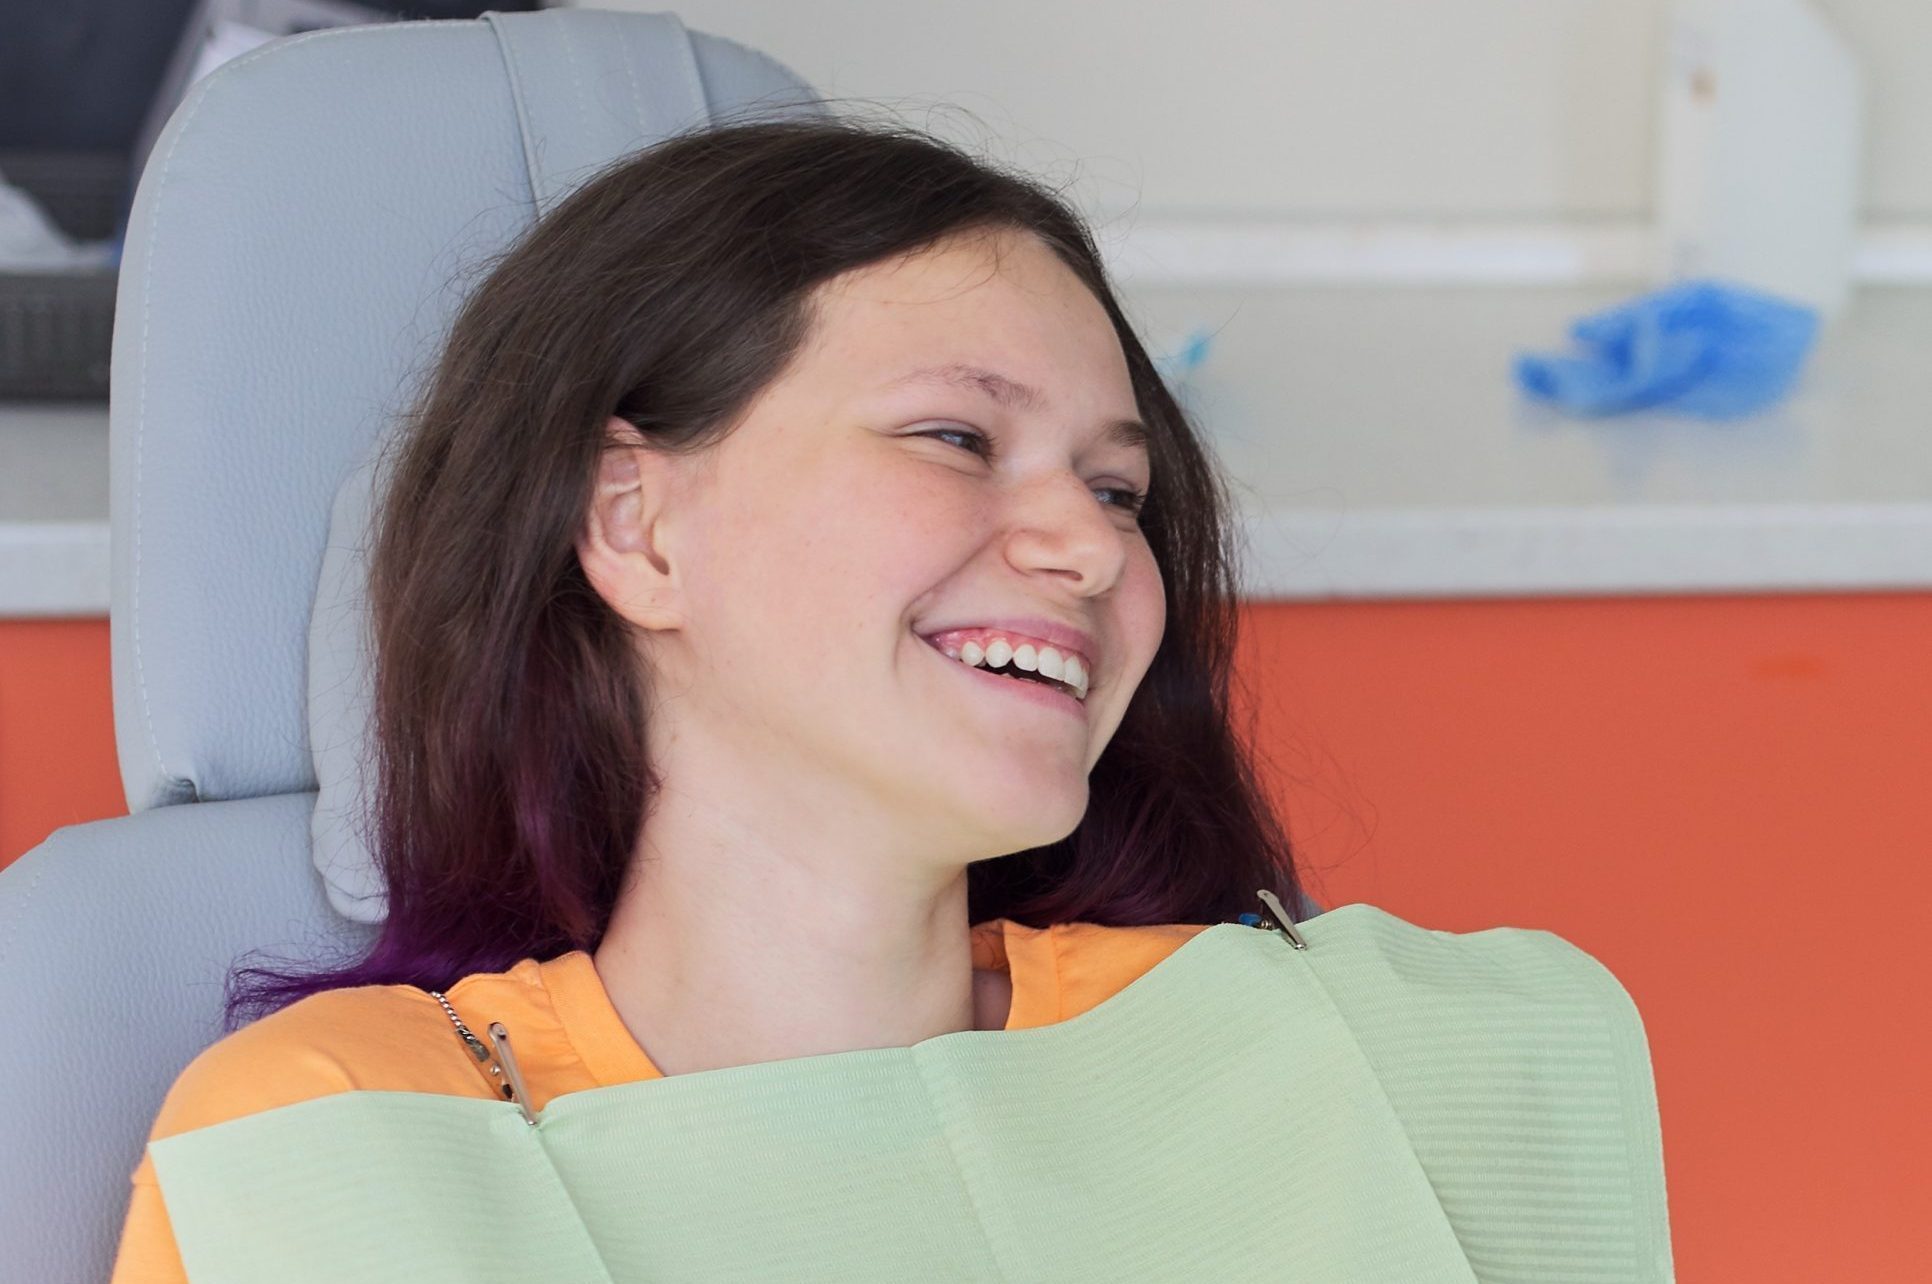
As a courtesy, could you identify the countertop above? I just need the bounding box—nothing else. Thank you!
[4,282,1929,617]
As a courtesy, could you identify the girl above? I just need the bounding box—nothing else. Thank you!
[113,114,1670,1282]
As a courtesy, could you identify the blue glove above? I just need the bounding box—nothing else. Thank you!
[1513,279,1820,419]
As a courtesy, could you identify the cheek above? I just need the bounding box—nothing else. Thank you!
[717,461,951,632]
[1125,547,1166,642]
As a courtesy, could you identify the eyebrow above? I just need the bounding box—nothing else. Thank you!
[885,363,1150,454]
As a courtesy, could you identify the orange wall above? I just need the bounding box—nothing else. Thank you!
[0,618,124,863]
[5,594,1930,1277]
[1233,592,1932,1281]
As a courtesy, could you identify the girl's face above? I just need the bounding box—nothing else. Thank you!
[588,226,1166,863]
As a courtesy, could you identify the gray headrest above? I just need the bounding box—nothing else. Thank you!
[106,7,821,920]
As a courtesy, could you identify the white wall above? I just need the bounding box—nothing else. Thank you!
[570,0,1932,283]
[580,0,1661,225]
[1828,0,1932,217]
[574,1,1927,222]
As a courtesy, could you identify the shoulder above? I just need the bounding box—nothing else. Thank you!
[1286,904,1664,1126]
[1308,901,1643,1006]
[144,985,457,1145]
[131,961,545,1183]
[1296,902,1656,1063]
[1291,903,1671,1269]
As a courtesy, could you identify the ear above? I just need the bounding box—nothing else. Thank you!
[576,416,686,631]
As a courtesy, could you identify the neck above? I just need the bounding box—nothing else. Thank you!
[591,850,1006,1078]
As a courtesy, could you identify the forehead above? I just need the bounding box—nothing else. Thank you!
[802,233,1145,446]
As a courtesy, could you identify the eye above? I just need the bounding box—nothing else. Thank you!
[919,425,993,458]
[914,426,1150,517]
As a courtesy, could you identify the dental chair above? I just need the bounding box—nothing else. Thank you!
[0,10,825,1279]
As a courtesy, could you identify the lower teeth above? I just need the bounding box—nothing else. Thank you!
[987,665,1068,696]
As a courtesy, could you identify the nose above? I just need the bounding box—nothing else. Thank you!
[1000,472,1134,591]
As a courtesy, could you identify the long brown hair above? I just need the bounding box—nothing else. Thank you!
[227,112,1303,1028]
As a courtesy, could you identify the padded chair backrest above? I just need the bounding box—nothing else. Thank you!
[0,11,823,1280]
[115,8,820,814]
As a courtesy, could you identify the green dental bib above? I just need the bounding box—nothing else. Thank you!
[149,904,1672,1282]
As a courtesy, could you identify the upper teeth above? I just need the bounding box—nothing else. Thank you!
[939,636,1089,700]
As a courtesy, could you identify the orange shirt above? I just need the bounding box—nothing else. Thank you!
[109,917,1210,1282]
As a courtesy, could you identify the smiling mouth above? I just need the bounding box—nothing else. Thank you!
[918,632,1086,696]
[916,629,1094,698]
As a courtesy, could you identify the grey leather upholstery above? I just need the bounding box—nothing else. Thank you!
[0,11,823,1279]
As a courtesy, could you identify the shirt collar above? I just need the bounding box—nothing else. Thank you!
[540,917,1062,1086]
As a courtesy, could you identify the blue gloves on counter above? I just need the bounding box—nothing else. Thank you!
[1513,279,1820,419]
